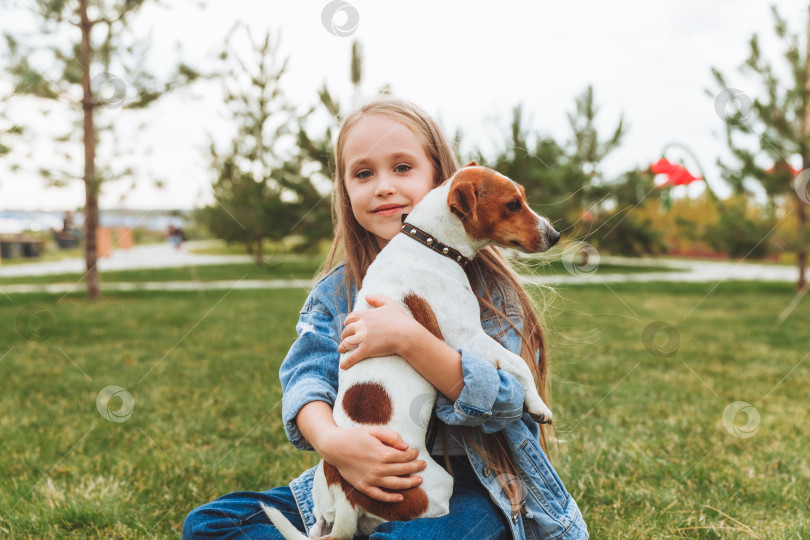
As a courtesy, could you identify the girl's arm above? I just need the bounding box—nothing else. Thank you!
[338,295,465,400]
[280,290,425,503]
[338,294,529,433]
[296,401,426,503]
[388,323,465,402]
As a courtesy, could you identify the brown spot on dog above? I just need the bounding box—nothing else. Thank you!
[323,460,343,487]
[322,461,430,521]
[403,293,443,340]
[342,382,393,425]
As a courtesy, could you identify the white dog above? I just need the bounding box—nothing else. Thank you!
[263,164,559,539]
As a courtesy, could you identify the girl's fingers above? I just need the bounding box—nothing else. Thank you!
[383,460,427,478]
[370,427,408,451]
[339,349,361,369]
[338,325,358,354]
[364,295,384,306]
[393,447,420,463]
[378,473,423,492]
[342,331,364,348]
[363,486,405,503]
[338,322,366,353]
[340,322,357,341]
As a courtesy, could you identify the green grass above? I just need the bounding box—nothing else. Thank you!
[1,281,807,538]
[0,257,325,286]
[0,246,85,266]
[187,243,263,256]
[543,281,809,538]
[0,257,680,287]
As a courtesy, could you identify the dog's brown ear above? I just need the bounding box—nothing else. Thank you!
[463,160,478,168]
[448,180,478,222]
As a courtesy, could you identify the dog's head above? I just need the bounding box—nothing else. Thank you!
[447,162,560,253]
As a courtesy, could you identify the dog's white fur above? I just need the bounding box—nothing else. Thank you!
[263,166,557,539]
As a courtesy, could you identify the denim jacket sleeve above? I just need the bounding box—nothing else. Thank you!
[278,293,342,451]
[434,281,533,433]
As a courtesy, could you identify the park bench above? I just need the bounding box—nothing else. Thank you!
[0,234,44,259]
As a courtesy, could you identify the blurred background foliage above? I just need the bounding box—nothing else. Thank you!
[2,4,808,286]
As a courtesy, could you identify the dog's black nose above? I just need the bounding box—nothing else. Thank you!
[548,229,561,247]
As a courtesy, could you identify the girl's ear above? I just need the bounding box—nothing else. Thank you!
[448,181,478,222]
[463,160,478,168]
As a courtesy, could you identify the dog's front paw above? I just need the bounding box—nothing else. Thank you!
[525,396,553,425]
[528,411,553,425]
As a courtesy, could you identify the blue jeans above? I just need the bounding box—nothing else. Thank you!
[183,457,510,539]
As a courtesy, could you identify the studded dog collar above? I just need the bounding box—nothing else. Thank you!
[399,213,470,268]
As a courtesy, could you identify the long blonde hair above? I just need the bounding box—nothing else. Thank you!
[317,96,552,512]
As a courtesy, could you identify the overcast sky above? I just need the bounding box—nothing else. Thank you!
[0,0,807,211]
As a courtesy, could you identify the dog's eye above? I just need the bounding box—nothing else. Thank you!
[506,199,521,212]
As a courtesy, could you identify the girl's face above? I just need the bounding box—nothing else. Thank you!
[343,114,436,249]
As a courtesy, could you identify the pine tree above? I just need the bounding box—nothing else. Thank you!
[567,85,625,183]
[4,0,198,298]
[0,102,23,157]
[486,86,626,242]
[198,25,331,262]
[711,4,810,290]
[295,39,390,246]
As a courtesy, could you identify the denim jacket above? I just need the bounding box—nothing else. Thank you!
[279,263,589,539]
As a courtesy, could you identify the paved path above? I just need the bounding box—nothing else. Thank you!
[0,240,252,277]
[0,241,805,294]
[522,258,804,286]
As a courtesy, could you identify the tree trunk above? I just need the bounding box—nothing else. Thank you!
[256,234,264,265]
[798,194,807,291]
[798,7,810,291]
[79,0,100,299]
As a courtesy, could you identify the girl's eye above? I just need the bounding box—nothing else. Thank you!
[395,164,411,173]
[506,199,521,212]
[356,170,372,179]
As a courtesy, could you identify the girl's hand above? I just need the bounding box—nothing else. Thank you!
[338,295,416,369]
[319,425,427,503]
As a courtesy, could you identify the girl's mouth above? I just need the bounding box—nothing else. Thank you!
[373,205,406,217]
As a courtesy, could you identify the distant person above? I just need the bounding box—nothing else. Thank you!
[62,211,74,234]
[175,227,187,247]
[167,225,186,250]
[51,210,79,249]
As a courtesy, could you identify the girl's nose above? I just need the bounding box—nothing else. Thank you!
[374,174,395,196]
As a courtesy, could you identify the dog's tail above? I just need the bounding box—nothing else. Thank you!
[260,502,310,540]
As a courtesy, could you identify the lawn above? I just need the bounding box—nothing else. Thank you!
[0,257,325,286]
[0,257,680,286]
[0,279,807,538]
[0,246,86,266]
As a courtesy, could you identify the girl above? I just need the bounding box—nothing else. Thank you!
[183,97,588,539]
